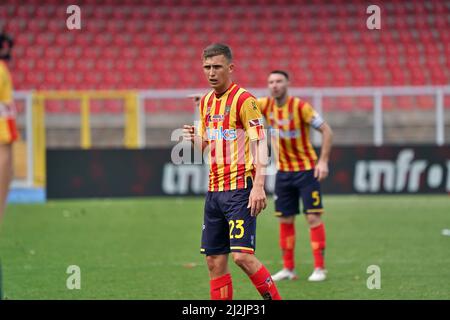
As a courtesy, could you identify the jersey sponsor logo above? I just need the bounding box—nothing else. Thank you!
[279,129,301,138]
[276,117,294,126]
[249,118,263,127]
[207,114,224,123]
[206,126,237,141]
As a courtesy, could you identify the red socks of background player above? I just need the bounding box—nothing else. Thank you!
[310,223,326,269]
[280,223,296,270]
[280,222,326,270]
[249,265,282,300]
[210,273,233,300]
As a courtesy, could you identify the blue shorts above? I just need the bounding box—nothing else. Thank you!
[200,178,256,256]
[274,170,324,217]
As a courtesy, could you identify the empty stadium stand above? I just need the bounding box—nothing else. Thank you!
[1,0,448,96]
[2,1,449,148]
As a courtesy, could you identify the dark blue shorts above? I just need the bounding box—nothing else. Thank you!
[200,178,256,256]
[274,170,324,217]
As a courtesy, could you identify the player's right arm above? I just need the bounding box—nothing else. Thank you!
[183,95,208,151]
[182,124,207,151]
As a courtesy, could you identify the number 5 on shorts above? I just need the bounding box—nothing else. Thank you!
[229,220,244,239]
[312,191,321,206]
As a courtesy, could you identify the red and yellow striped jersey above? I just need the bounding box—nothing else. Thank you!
[258,96,323,172]
[0,60,18,144]
[0,61,13,104]
[197,83,265,192]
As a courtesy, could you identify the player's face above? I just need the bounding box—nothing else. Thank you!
[268,73,289,99]
[203,55,234,92]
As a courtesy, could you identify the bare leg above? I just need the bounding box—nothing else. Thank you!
[305,212,322,228]
[232,252,281,300]
[205,254,229,279]
[206,254,233,300]
[231,252,262,276]
[0,143,13,223]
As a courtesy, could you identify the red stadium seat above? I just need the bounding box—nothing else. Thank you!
[397,96,415,109]
[417,96,435,110]
[356,96,374,111]
[104,100,123,113]
[45,100,61,113]
[64,72,83,88]
[64,100,81,114]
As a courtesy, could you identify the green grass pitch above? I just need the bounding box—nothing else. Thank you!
[0,195,449,300]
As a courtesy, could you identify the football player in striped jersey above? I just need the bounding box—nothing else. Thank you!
[258,70,333,282]
[183,44,281,300]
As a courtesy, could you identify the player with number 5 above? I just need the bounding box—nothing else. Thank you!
[258,70,334,282]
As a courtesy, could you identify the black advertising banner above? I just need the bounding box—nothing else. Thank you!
[46,148,170,198]
[47,146,450,199]
[323,146,450,194]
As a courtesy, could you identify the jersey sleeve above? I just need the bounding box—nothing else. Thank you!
[240,96,265,141]
[0,64,13,104]
[257,97,269,118]
[301,101,324,129]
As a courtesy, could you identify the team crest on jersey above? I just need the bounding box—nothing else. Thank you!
[225,105,231,115]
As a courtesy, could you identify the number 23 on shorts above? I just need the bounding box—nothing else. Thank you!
[229,220,244,239]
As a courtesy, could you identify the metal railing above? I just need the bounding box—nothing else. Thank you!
[139,85,450,146]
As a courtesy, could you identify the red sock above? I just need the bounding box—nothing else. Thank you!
[280,222,295,270]
[210,273,233,300]
[249,265,282,300]
[310,223,326,269]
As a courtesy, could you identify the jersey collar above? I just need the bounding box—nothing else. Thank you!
[214,82,235,99]
[274,96,291,108]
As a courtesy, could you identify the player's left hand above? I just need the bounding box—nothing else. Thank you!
[314,160,329,182]
[247,186,267,217]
